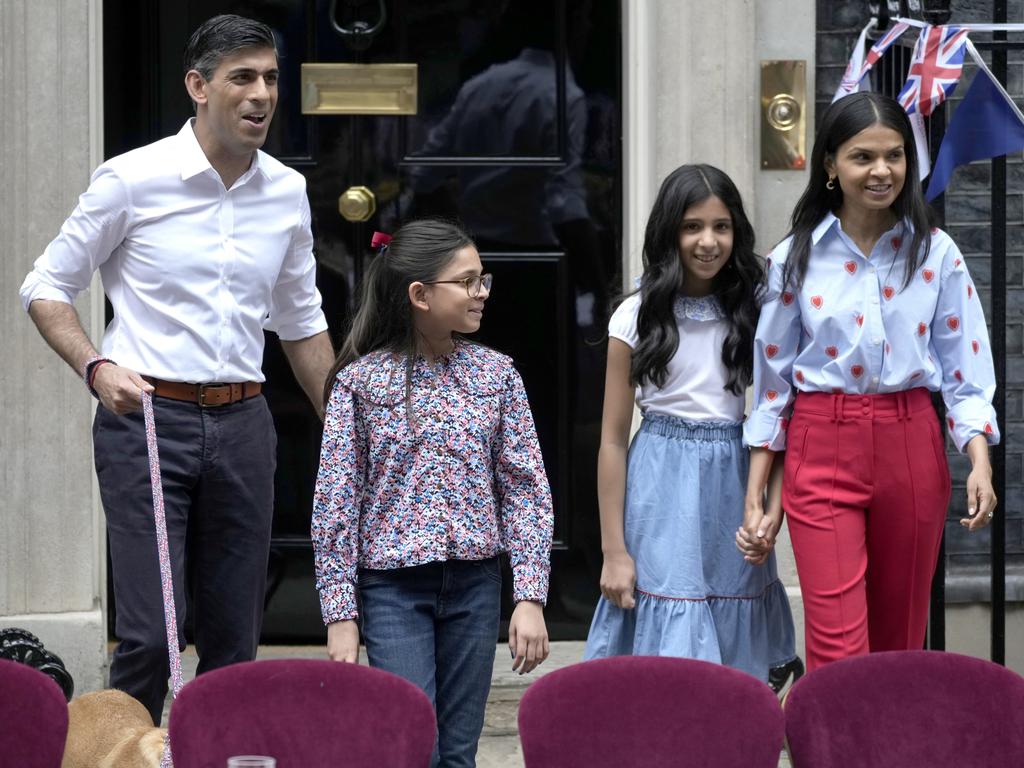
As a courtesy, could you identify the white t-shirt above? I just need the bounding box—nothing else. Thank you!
[609,294,744,422]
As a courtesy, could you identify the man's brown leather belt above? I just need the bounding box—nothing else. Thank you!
[143,377,262,407]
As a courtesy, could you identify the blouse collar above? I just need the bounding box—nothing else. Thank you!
[674,294,725,322]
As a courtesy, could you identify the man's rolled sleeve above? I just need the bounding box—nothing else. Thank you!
[265,191,328,340]
[19,165,130,311]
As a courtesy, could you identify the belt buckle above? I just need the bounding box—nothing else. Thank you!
[198,383,229,407]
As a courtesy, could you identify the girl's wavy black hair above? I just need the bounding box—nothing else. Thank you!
[632,163,761,394]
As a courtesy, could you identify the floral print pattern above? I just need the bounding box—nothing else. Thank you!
[312,340,553,623]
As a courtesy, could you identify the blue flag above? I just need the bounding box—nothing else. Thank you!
[926,65,1024,201]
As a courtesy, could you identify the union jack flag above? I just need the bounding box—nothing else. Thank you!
[897,25,970,116]
[835,22,911,99]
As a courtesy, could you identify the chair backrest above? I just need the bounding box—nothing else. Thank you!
[518,656,785,768]
[167,659,436,767]
[784,650,1024,768]
[0,658,69,768]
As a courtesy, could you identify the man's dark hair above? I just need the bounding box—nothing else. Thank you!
[183,14,276,80]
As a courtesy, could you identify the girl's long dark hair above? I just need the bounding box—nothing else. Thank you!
[782,91,932,293]
[633,164,761,394]
[322,218,475,406]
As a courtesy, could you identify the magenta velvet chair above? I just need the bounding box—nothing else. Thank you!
[0,658,69,768]
[784,650,1024,768]
[167,659,435,767]
[518,656,785,768]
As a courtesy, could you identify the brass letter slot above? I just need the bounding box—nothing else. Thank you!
[301,63,418,115]
[760,60,806,171]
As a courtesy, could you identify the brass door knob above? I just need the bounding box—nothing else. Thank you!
[338,185,376,222]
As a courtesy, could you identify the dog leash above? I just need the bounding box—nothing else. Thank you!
[142,391,182,768]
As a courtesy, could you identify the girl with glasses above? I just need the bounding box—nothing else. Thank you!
[585,164,800,690]
[311,218,553,767]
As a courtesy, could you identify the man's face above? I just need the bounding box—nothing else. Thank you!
[191,46,279,158]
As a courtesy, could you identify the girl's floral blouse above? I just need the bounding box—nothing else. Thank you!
[312,340,554,623]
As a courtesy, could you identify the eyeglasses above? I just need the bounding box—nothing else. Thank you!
[422,273,493,298]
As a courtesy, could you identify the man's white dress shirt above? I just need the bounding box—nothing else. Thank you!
[20,119,327,383]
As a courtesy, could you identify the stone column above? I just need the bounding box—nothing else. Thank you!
[0,0,107,693]
[624,0,815,659]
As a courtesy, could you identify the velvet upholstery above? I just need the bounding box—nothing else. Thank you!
[784,650,1024,768]
[167,659,436,767]
[0,658,69,768]
[517,656,785,767]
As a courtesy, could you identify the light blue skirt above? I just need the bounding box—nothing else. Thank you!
[584,414,796,682]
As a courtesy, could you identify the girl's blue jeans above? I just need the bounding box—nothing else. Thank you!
[359,557,502,768]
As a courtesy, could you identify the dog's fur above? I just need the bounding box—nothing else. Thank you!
[62,690,166,768]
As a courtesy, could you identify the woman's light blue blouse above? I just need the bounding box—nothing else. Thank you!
[744,212,999,453]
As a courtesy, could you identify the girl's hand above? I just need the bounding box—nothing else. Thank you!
[509,601,549,675]
[599,550,636,609]
[326,619,360,663]
[737,495,772,562]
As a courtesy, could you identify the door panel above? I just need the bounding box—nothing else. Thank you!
[104,0,621,641]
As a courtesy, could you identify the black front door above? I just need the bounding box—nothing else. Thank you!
[105,0,621,641]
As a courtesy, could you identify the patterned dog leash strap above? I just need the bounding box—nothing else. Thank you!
[142,391,182,768]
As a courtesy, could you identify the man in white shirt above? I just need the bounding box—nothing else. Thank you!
[19,14,334,724]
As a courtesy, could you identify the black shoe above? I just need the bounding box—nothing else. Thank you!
[768,656,805,696]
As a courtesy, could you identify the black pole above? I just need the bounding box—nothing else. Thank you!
[990,0,1008,667]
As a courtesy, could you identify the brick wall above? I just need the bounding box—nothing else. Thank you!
[816,1,1023,578]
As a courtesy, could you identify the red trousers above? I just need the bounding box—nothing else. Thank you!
[782,388,951,671]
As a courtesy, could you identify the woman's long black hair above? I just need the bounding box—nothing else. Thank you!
[782,91,933,293]
[632,164,761,394]
[322,218,475,407]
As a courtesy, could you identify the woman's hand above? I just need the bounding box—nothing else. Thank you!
[326,619,360,663]
[961,435,997,532]
[509,601,549,675]
[599,550,636,609]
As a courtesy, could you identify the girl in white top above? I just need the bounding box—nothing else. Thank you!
[584,164,799,686]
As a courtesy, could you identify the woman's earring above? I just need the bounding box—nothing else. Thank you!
[826,176,837,191]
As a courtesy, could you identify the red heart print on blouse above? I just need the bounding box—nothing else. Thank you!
[918,322,927,336]
[782,291,795,306]
[885,342,891,354]
[845,261,857,275]
[947,316,960,332]
[761,442,771,448]
[954,258,962,268]
[766,256,773,270]
[851,364,865,378]
[856,314,865,327]
[985,422,995,435]
[968,284,974,298]
[883,286,895,300]
[972,340,980,354]
[795,370,805,383]
[931,227,940,234]
[765,344,779,359]
[954,369,963,382]
[781,417,790,431]
[825,346,838,359]
[922,269,935,283]
[765,390,778,401]
[891,237,902,251]
[811,295,824,309]
[947,416,955,430]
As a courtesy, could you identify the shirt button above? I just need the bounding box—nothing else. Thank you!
[872,298,879,305]
[871,376,879,384]
[873,338,881,346]
[861,397,870,405]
